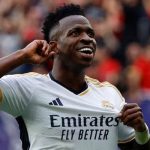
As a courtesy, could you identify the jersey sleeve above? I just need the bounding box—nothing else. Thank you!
[102,82,135,143]
[114,88,135,143]
[0,74,35,117]
[118,122,135,144]
[117,101,135,144]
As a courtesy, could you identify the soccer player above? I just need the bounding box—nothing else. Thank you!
[0,4,150,150]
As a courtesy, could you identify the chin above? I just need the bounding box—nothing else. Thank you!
[80,63,92,69]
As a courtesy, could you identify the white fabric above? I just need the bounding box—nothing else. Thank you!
[0,73,135,150]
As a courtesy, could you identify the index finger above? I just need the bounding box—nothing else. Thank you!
[121,103,139,113]
[41,40,49,51]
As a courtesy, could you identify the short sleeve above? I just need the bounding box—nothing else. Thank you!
[118,122,135,144]
[103,83,136,144]
[0,74,35,117]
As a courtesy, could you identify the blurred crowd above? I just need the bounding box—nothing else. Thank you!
[0,0,150,149]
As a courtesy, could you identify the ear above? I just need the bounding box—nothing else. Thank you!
[49,41,59,55]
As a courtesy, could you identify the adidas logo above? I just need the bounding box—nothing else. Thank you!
[49,98,63,106]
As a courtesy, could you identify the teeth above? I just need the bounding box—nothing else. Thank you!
[79,48,93,53]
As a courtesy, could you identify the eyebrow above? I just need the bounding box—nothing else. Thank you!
[68,25,95,34]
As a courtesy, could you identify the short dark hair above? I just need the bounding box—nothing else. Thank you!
[42,3,85,42]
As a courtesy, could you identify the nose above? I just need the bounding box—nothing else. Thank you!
[80,33,94,44]
[80,33,96,50]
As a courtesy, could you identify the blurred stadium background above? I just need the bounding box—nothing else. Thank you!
[0,0,150,149]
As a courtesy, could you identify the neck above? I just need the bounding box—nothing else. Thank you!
[51,62,86,91]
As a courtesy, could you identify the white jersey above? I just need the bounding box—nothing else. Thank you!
[0,72,135,150]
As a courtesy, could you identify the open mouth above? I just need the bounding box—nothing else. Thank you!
[78,48,93,55]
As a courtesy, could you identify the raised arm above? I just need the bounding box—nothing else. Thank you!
[0,40,55,78]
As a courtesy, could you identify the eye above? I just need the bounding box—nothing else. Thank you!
[71,30,80,37]
[67,28,81,37]
[87,30,95,38]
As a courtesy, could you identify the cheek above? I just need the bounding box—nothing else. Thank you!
[59,38,77,53]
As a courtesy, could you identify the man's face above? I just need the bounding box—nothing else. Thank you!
[55,15,96,70]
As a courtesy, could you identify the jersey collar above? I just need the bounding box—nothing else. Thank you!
[49,72,88,95]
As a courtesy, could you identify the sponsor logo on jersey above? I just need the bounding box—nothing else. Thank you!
[49,114,120,141]
[49,114,119,128]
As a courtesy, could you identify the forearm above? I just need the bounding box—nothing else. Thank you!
[0,50,25,77]
[0,40,52,77]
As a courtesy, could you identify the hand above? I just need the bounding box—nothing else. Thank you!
[119,103,146,132]
[22,40,56,64]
